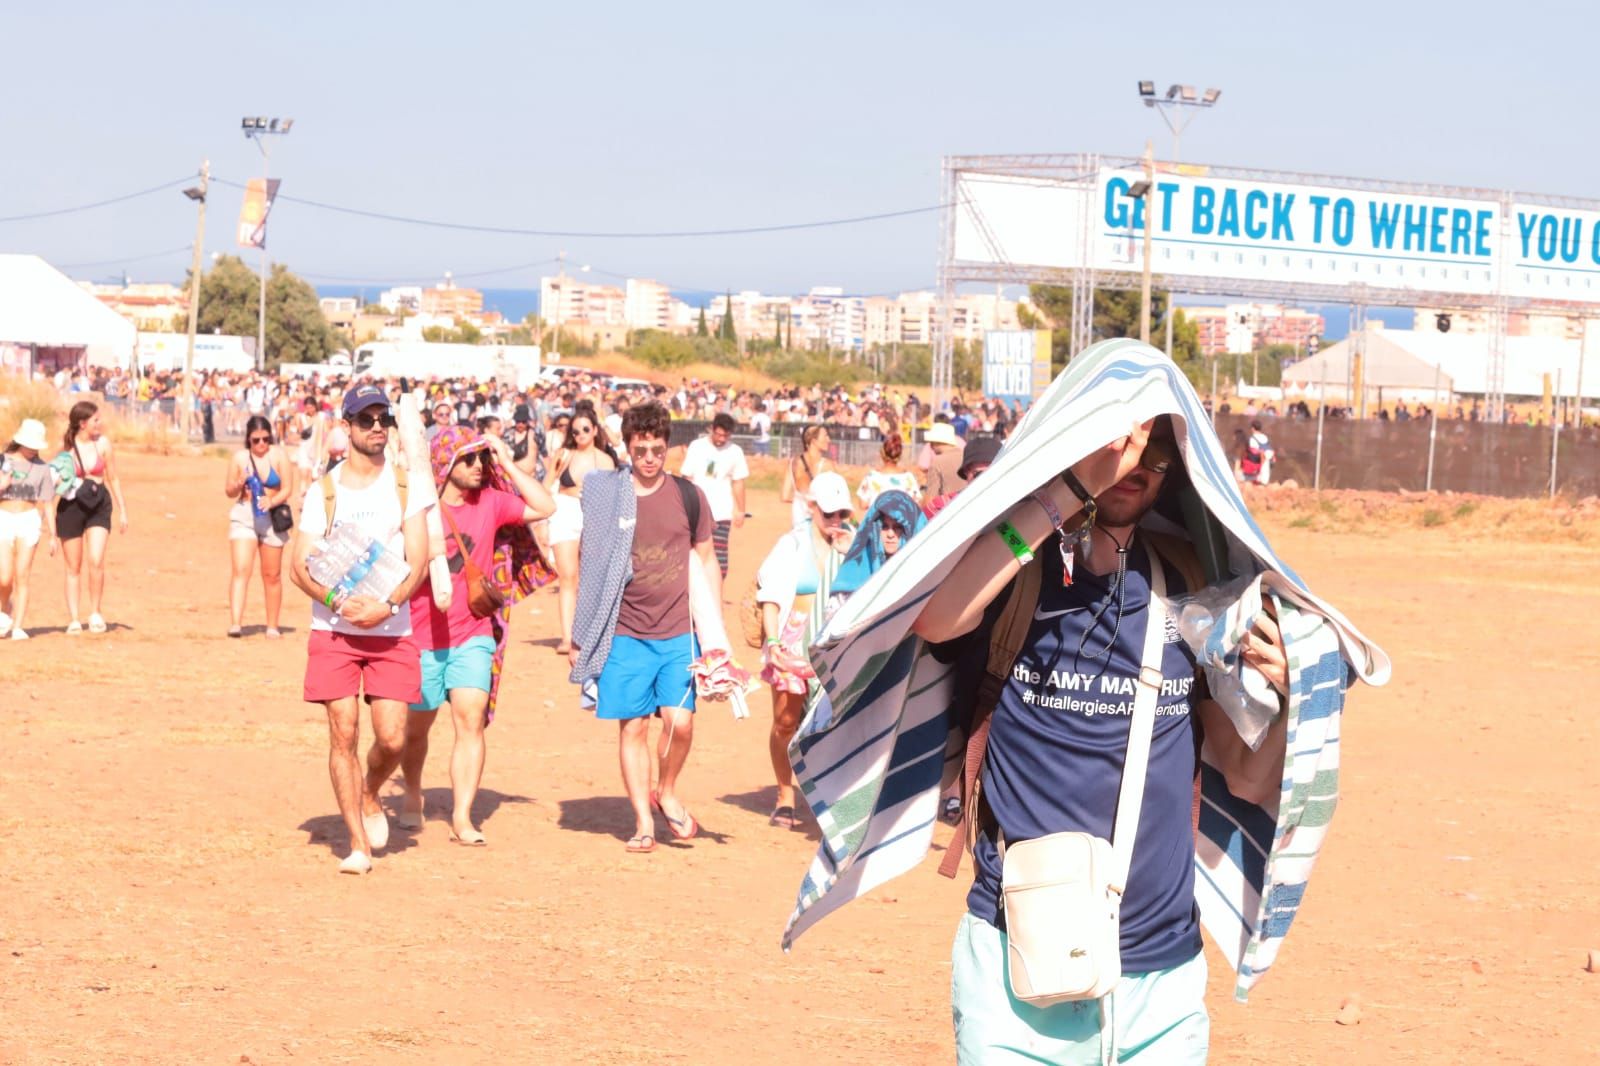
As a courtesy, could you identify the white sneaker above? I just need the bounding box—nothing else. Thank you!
[88,613,107,634]
[0,610,11,637]
[338,851,372,875]
[65,620,82,635]
[362,809,390,851]
[9,628,27,641]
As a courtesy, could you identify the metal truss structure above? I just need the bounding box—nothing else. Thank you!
[933,152,1600,419]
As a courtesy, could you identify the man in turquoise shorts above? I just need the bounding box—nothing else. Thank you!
[400,424,554,845]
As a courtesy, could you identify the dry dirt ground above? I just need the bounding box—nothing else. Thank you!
[2,451,1598,1065]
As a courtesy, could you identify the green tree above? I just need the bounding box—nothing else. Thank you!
[773,314,782,349]
[1027,284,1202,374]
[184,255,338,367]
[718,291,735,342]
[696,307,709,337]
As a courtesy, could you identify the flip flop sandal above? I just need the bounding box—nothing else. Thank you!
[450,827,487,846]
[651,791,698,840]
[625,834,656,854]
[769,806,800,830]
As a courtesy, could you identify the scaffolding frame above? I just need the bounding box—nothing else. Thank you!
[933,152,1600,418]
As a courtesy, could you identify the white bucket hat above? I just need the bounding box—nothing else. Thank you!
[11,419,48,452]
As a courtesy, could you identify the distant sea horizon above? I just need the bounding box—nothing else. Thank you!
[315,285,1408,343]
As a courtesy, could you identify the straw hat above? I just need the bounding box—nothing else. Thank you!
[11,419,48,452]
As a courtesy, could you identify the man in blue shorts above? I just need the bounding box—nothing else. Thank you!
[400,424,554,845]
[568,402,716,854]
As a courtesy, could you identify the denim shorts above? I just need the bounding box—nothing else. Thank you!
[950,911,1209,1065]
[410,635,496,711]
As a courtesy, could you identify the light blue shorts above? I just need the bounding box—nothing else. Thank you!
[410,636,496,711]
[596,632,697,720]
[951,912,1209,1064]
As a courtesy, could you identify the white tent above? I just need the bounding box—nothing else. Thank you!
[1283,325,1600,403]
[1281,327,1454,402]
[0,254,137,371]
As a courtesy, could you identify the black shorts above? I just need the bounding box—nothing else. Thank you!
[57,487,113,540]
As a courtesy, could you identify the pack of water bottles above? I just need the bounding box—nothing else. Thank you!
[307,522,410,607]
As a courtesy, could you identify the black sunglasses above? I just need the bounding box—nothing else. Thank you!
[248,434,272,445]
[457,450,489,467]
[1140,433,1177,475]
[352,411,397,430]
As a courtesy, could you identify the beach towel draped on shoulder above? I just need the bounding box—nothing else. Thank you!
[780,338,1392,1002]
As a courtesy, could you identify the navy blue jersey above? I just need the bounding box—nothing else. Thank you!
[965,537,1203,973]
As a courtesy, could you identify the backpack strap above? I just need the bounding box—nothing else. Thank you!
[937,556,1042,879]
[672,474,702,541]
[1143,530,1204,596]
[320,470,338,536]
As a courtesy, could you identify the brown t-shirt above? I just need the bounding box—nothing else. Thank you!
[617,477,713,641]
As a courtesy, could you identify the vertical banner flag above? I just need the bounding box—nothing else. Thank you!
[983,329,1052,405]
[236,178,281,249]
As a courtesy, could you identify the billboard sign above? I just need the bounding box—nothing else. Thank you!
[952,161,1600,309]
[983,329,1051,404]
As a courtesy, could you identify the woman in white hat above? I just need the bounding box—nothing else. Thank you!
[753,470,854,829]
[0,419,60,640]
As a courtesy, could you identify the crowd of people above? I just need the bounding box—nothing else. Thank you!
[6,349,1365,1065]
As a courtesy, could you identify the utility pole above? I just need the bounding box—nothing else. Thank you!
[551,250,565,360]
[1138,139,1155,344]
[179,162,210,443]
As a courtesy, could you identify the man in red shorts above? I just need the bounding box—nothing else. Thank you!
[290,384,429,874]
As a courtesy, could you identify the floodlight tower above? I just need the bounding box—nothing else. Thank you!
[241,116,293,370]
[1138,82,1220,364]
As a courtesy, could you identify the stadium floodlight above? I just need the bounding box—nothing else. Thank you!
[182,185,205,202]
[269,118,279,131]
[1127,179,1152,200]
[1139,80,1224,164]
[281,118,294,132]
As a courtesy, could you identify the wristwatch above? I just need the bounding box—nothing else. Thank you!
[385,600,401,617]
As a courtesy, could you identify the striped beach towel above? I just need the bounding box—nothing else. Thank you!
[781,338,1391,1002]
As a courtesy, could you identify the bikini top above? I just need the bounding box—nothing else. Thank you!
[559,466,578,490]
[794,532,822,596]
[249,457,281,490]
[75,444,105,478]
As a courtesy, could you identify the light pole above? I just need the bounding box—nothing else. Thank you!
[179,162,210,442]
[1126,141,1156,344]
[241,116,293,370]
[1138,81,1221,359]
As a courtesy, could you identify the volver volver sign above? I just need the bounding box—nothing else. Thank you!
[952,162,1600,307]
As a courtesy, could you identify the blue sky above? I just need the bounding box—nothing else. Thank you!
[1,1,1591,302]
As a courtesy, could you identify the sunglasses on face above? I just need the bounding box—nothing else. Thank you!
[630,444,666,460]
[821,508,852,522]
[572,424,594,435]
[248,434,272,445]
[352,411,397,430]
[880,522,905,537]
[457,450,489,467]
[1140,434,1177,475]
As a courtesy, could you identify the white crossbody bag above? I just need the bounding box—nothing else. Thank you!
[998,555,1170,1008]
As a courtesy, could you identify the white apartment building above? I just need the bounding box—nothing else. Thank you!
[376,286,423,313]
[540,275,626,326]
[863,290,1022,347]
[625,278,675,331]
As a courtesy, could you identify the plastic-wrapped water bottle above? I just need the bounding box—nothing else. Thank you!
[307,524,408,604]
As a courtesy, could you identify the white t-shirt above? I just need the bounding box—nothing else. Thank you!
[299,462,428,638]
[750,412,772,442]
[682,436,749,523]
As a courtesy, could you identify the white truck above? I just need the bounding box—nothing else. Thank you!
[352,341,541,388]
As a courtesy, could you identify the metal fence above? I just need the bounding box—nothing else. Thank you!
[671,416,1600,499]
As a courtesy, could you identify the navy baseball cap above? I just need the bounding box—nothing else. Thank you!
[342,384,390,417]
